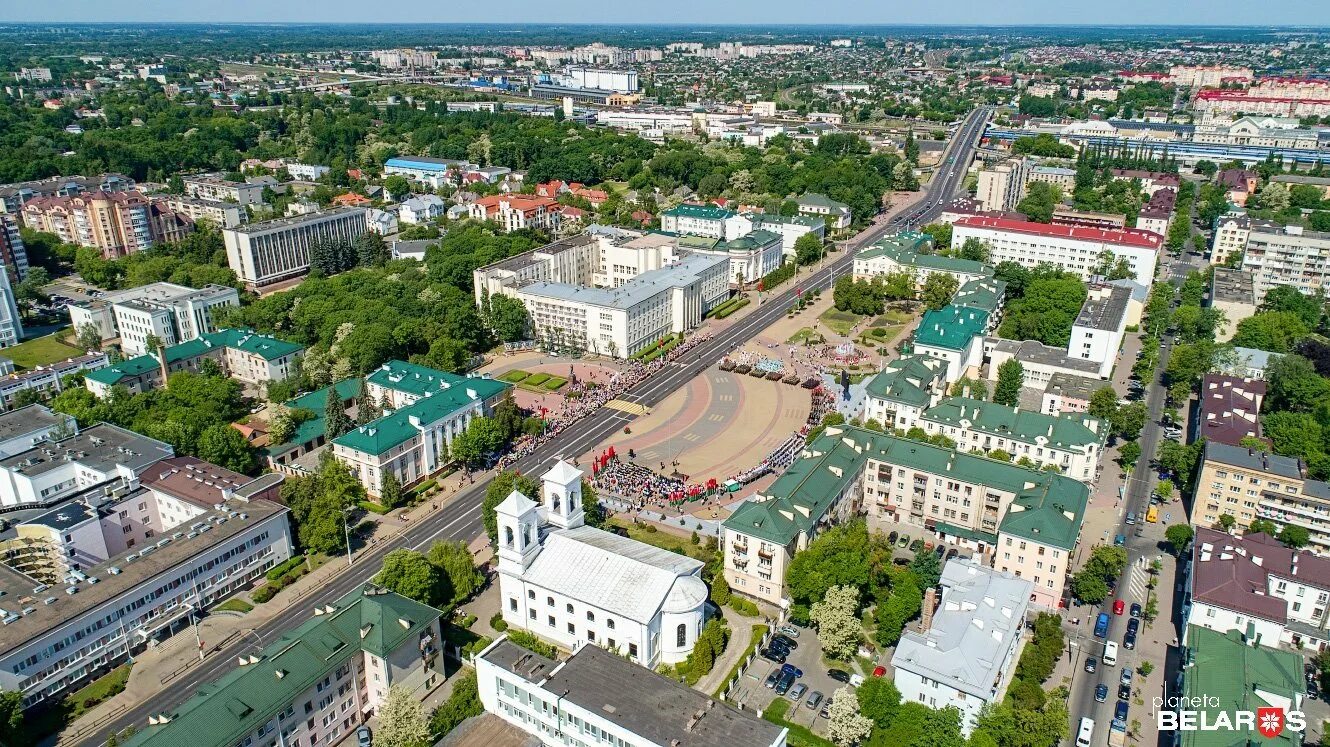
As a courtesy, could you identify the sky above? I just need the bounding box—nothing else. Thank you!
[2,0,1328,26]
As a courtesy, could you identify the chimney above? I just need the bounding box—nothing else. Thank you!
[156,342,169,383]
[920,587,938,633]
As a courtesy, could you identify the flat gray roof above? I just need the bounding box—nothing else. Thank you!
[0,405,69,444]
[226,207,365,236]
[1211,267,1255,306]
[1045,372,1101,400]
[0,423,174,478]
[482,234,597,275]
[520,253,727,310]
[988,338,1102,376]
[1074,285,1132,331]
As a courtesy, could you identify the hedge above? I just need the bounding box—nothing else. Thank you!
[713,624,768,698]
[713,297,750,319]
[762,699,836,747]
[728,596,760,617]
[640,334,684,363]
[266,556,306,582]
[760,261,796,292]
[254,561,311,603]
[358,500,390,514]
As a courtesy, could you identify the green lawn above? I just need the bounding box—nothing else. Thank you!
[214,597,253,614]
[499,368,569,393]
[607,516,713,563]
[24,663,134,745]
[871,309,914,327]
[786,327,826,345]
[818,308,862,336]
[6,331,79,370]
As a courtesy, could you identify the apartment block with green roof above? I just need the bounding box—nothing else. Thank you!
[912,306,990,383]
[84,328,304,399]
[1177,626,1305,747]
[918,396,1106,482]
[722,425,1088,608]
[331,360,510,498]
[126,584,445,747]
[861,354,949,431]
[853,232,994,292]
[747,211,826,259]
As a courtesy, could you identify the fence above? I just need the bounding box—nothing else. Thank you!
[718,624,776,707]
[55,703,127,746]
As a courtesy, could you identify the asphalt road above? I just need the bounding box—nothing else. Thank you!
[77,106,995,747]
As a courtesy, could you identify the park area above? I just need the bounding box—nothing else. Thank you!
[498,368,569,393]
[4,330,81,370]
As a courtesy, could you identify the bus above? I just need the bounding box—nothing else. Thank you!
[1076,718,1095,747]
[1146,505,1159,523]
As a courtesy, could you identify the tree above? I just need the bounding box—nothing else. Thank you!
[383,174,412,200]
[196,424,256,474]
[325,390,353,439]
[993,359,1024,407]
[1016,182,1061,223]
[920,223,952,249]
[908,549,942,589]
[1279,524,1312,549]
[956,237,990,263]
[487,294,530,343]
[1219,514,1237,532]
[794,232,824,266]
[482,471,540,546]
[76,323,103,352]
[785,521,873,608]
[1248,519,1280,537]
[428,540,485,603]
[874,573,922,648]
[376,684,431,747]
[810,585,862,660]
[0,691,22,747]
[1268,355,1330,413]
[1088,386,1119,422]
[949,377,988,399]
[380,471,404,509]
[376,549,446,607]
[144,333,163,354]
[826,686,874,747]
[356,378,381,424]
[920,273,959,311]
[428,669,482,740]
[1260,285,1324,328]
[1070,545,1129,604]
[1165,524,1195,555]
[580,480,604,528]
[1111,401,1149,440]
[354,231,390,268]
[856,677,901,728]
[1231,311,1311,354]
[1117,441,1141,468]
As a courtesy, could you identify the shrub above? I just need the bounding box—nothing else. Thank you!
[358,500,390,514]
[728,596,760,617]
[458,613,478,629]
[266,556,306,582]
[252,585,276,603]
[506,630,559,658]
[490,612,508,632]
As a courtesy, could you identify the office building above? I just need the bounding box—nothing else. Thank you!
[912,306,990,382]
[747,212,825,259]
[796,193,851,231]
[0,405,76,458]
[1041,372,1100,417]
[976,159,1030,213]
[85,328,301,398]
[222,208,368,289]
[124,585,442,747]
[383,156,473,182]
[476,638,787,747]
[1209,267,1257,342]
[0,423,175,508]
[497,462,710,667]
[984,338,1104,389]
[952,216,1161,283]
[0,353,107,410]
[331,361,509,498]
[1175,627,1304,747]
[1241,224,1330,303]
[181,175,264,206]
[1184,527,1330,650]
[14,68,52,82]
[1193,442,1330,554]
[163,195,244,229]
[917,397,1105,482]
[20,191,193,259]
[0,173,135,215]
[0,271,21,348]
[68,281,239,357]
[1067,284,1131,378]
[892,561,1031,735]
[722,426,1087,608]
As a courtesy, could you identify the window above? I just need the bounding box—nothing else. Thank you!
[510,598,517,612]
[528,590,535,600]
[505,526,514,548]
[586,611,595,622]
[629,643,638,658]
[607,618,615,630]
[529,609,536,620]
[547,596,554,607]
[566,603,574,614]
[677,623,687,647]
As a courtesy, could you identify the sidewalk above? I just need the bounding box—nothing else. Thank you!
[695,607,757,694]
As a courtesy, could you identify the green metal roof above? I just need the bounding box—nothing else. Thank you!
[934,521,998,546]
[1180,626,1305,747]
[662,203,734,221]
[796,193,850,211]
[951,278,1007,314]
[913,306,990,351]
[747,212,826,229]
[716,229,781,252]
[858,243,991,277]
[84,355,157,386]
[857,231,933,259]
[863,355,947,407]
[269,378,365,447]
[921,396,1104,449]
[334,362,509,456]
[125,585,441,747]
[204,328,304,361]
[723,426,1088,550]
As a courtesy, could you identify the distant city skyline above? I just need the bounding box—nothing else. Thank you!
[2,0,1327,26]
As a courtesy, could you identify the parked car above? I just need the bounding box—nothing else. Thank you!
[789,683,808,701]
[356,726,372,747]
[775,671,796,695]
[946,548,958,560]
[1113,599,1125,615]
[1085,657,1097,673]
[1121,668,1133,687]
[781,664,804,678]
[764,671,780,689]
[1114,700,1129,723]
[768,639,791,656]
[1123,631,1137,650]
[1118,683,1131,701]
[820,697,834,719]
[1127,618,1140,635]
[889,531,898,544]
[872,665,887,678]
[828,669,851,683]
[1129,603,1142,618]
[1095,684,1109,703]
[910,539,924,552]
[934,544,946,557]
[777,625,800,638]
[1113,534,1126,547]
[772,635,799,650]
[760,648,786,664]
[897,534,910,549]
[806,691,824,710]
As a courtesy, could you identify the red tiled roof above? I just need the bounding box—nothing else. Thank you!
[954,215,1164,250]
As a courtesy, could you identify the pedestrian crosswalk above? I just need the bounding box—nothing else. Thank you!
[1127,565,1150,604]
[605,399,651,415]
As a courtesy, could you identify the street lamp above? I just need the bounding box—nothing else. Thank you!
[342,506,356,567]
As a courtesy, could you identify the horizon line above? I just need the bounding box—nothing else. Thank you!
[2,21,1329,29]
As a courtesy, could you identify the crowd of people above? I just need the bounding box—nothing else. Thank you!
[493,331,714,471]
[591,460,686,506]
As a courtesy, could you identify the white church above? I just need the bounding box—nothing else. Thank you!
[495,460,711,667]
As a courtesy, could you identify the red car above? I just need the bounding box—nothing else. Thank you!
[872,666,886,678]
[1113,599,1125,615]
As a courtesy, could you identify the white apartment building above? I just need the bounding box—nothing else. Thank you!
[222,208,368,289]
[983,338,1105,389]
[123,585,442,747]
[68,281,239,356]
[0,456,292,708]
[182,175,264,206]
[496,462,709,668]
[892,561,1032,735]
[1211,213,1258,265]
[1241,224,1330,303]
[952,216,1161,283]
[0,270,21,348]
[1067,284,1131,378]
[397,194,445,224]
[284,162,330,181]
[163,195,244,229]
[366,208,398,235]
[0,405,76,459]
[861,355,950,431]
[977,159,1030,213]
[476,638,787,747]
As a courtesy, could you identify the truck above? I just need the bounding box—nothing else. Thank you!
[1108,719,1127,747]
[1094,612,1110,638]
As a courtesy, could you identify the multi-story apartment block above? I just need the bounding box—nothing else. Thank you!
[1169,65,1253,88]
[469,195,561,233]
[0,270,21,349]
[1196,89,1330,118]
[222,208,368,289]
[0,405,76,458]
[284,162,330,181]
[0,214,30,283]
[1067,284,1131,378]
[84,328,302,398]
[722,426,1087,608]
[1176,627,1304,747]
[0,423,175,508]
[853,232,993,289]
[68,281,239,356]
[1241,224,1330,303]
[0,173,134,215]
[14,68,52,82]
[892,561,1031,735]
[125,585,442,747]
[1193,442,1330,554]
[861,355,950,431]
[1211,212,1266,266]
[912,305,990,382]
[476,638,788,747]
[1027,164,1077,193]
[181,174,265,206]
[1184,527,1330,651]
[163,195,244,229]
[0,353,107,410]
[331,361,509,498]
[20,191,193,259]
[977,159,1030,213]
[917,397,1105,482]
[747,212,826,259]
[952,216,1162,283]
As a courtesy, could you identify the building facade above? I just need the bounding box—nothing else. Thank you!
[952,216,1161,283]
[20,191,193,259]
[222,208,368,289]
[1193,442,1330,554]
[1241,224,1330,303]
[69,282,239,357]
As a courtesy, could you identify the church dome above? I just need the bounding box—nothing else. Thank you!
[662,575,708,614]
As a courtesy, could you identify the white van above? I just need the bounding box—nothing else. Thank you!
[1076,717,1095,747]
[1103,641,1119,667]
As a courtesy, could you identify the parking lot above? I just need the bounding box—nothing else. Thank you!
[733,623,859,734]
